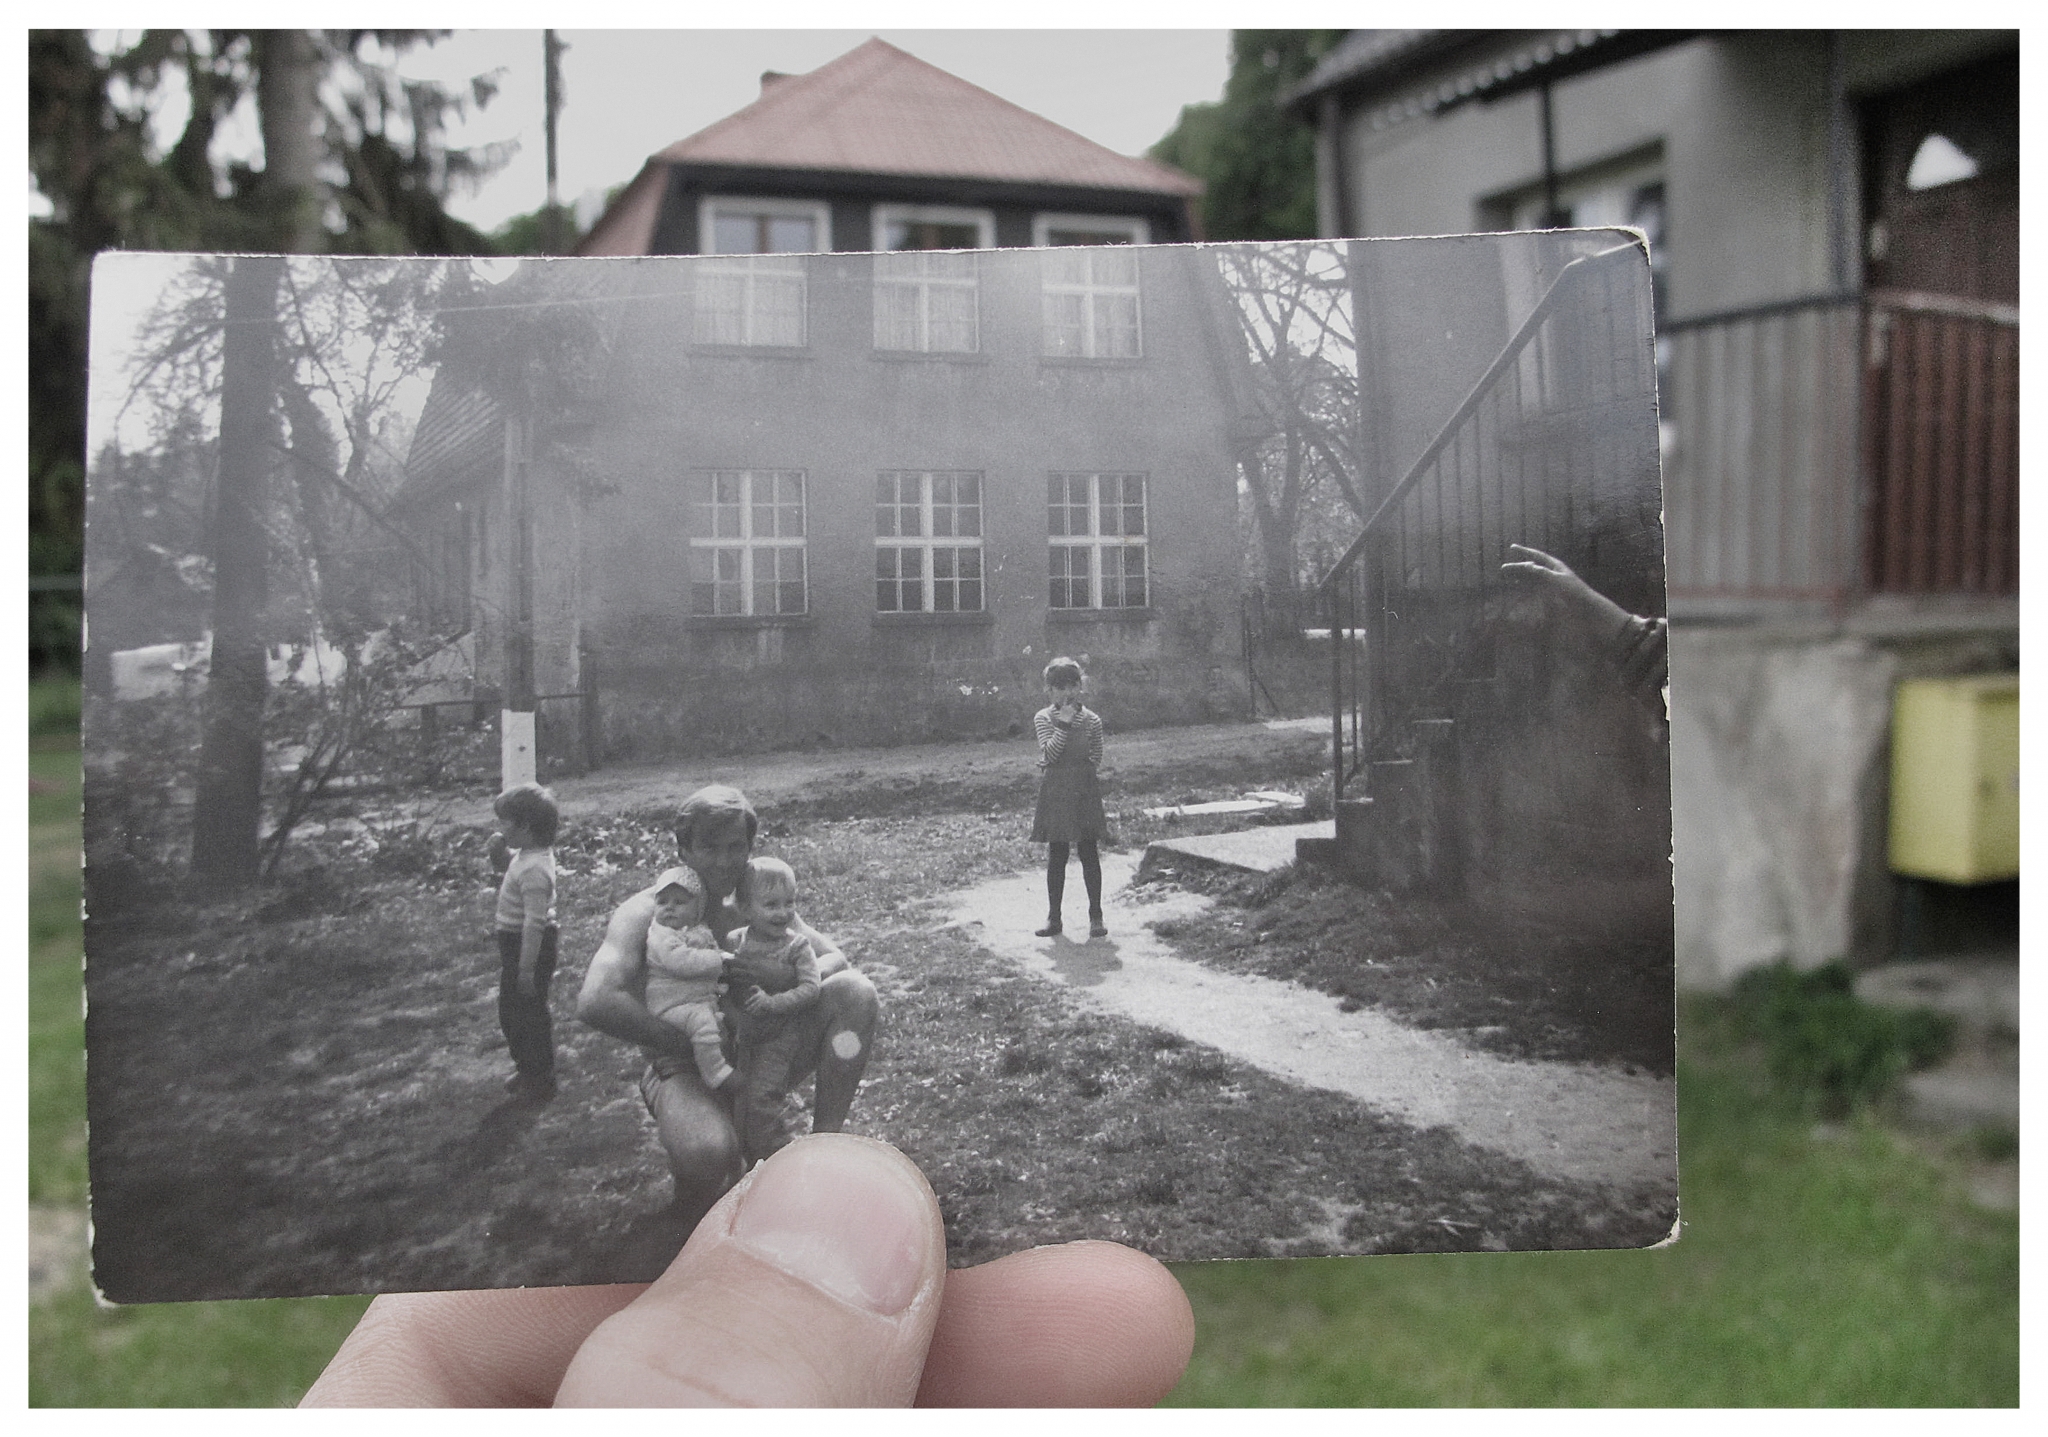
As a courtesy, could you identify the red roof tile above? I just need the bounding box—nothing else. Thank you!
[653,37,1201,197]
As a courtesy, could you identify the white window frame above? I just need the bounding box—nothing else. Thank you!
[871,251,983,354]
[873,203,995,252]
[874,471,986,613]
[692,254,809,346]
[1040,247,1144,359]
[698,195,832,255]
[1048,472,1149,610]
[689,469,809,618]
[1031,212,1150,247]
[693,197,829,348]
[871,206,993,354]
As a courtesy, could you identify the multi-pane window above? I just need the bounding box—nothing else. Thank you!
[1048,472,1148,609]
[874,252,979,352]
[873,206,990,354]
[693,200,825,347]
[418,506,471,635]
[1042,246,1142,358]
[876,471,984,613]
[690,470,808,617]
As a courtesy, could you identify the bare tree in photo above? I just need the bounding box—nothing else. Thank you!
[1215,243,1366,597]
[111,254,476,883]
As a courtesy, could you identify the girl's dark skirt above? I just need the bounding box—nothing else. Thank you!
[1031,762,1106,843]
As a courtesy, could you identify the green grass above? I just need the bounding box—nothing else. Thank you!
[30,675,82,739]
[27,678,2017,1405]
[29,681,370,1406]
[1166,1006,2018,1406]
[31,1286,373,1408]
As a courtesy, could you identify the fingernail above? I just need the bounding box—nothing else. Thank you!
[729,1136,934,1316]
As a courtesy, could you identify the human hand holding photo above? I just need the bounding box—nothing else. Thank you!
[299,1134,1193,1407]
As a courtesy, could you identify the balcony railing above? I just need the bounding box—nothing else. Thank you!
[1661,289,2018,607]
[1863,290,2019,596]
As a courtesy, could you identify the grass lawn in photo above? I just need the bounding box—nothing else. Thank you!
[82,714,1671,1300]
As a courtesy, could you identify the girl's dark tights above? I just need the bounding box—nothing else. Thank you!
[1045,839,1103,920]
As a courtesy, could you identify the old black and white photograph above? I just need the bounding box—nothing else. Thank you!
[82,223,1675,1304]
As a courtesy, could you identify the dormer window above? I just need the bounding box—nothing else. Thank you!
[1032,214,1149,248]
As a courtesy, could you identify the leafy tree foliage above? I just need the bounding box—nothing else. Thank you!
[28,29,508,671]
[1149,30,1344,242]
[490,204,582,256]
[98,252,473,885]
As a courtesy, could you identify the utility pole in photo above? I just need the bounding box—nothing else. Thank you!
[502,426,538,790]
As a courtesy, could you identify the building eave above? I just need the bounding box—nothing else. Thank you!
[1285,29,1706,123]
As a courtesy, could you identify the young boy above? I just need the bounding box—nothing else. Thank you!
[642,866,736,1094]
[487,783,560,1101]
[722,857,822,1165]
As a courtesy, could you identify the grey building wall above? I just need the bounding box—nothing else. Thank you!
[1312,32,2019,982]
[1329,34,1842,317]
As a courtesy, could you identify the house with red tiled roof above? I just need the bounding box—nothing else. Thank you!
[578,37,1204,257]
[391,42,1259,766]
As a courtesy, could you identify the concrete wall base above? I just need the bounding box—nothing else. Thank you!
[1670,618,2016,990]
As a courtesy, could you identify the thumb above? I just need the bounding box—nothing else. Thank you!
[554,1135,947,1406]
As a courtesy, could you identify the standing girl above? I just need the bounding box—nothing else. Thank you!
[1030,656,1108,938]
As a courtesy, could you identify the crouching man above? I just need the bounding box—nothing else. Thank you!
[576,785,879,1225]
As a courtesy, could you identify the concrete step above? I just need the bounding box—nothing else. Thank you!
[1854,956,2019,1037]
[1854,954,2018,1135]
[1899,1064,2019,1133]
[1136,820,1336,881]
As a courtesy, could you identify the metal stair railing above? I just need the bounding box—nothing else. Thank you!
[1316,242,1647,800]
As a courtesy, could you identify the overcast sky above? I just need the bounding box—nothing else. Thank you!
[402,30,1232,233]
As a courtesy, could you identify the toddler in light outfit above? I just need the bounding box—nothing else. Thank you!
[642,865,736,1093]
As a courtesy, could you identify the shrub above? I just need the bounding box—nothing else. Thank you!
[1728,962,1954,1116]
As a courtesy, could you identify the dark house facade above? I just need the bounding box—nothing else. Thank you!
[578,38,1204,260]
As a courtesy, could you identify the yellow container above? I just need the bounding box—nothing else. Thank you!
[1888,673,2019,883]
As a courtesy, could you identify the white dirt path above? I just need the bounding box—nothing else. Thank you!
[944,853,1676,1192]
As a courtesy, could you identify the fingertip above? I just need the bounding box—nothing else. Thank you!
[917,1240,1195,1408]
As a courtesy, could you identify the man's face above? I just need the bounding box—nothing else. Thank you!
[678,816,752,898]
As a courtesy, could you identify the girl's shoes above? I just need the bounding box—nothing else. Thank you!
[1034,921,1062,937]
[1088,914,1108,938]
